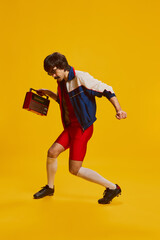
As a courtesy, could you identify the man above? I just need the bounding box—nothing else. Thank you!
[33,52,127,204]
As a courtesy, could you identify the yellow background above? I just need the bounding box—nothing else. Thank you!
[0,0,159,239]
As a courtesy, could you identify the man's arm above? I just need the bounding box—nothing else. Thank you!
[78,72,115,99]
[77,71,127,119]
[109,96,127,120]
[36,89,58,102]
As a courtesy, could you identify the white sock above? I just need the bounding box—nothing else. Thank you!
[46,157,57,189]
[77,167,116,189]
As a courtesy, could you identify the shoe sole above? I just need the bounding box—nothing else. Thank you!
[33,193,54,199]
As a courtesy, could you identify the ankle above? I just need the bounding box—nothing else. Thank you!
[108,184,117,190]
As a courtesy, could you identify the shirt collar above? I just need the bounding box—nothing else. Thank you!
[57,67,75,85]
[68,67,75,81]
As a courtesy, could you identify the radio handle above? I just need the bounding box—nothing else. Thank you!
[29,88,49,100]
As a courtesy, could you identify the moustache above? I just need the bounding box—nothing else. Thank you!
[54,76,60,79]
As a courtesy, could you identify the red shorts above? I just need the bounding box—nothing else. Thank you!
[55,124,93,161]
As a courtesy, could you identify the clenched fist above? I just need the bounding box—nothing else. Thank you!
[116,110,127,120]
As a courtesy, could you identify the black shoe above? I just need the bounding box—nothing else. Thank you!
[33,185,54,199]
[98,184,121,204]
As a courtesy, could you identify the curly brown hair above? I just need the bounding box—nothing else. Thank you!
[44,52,71,72]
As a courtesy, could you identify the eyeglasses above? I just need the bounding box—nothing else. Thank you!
[48,67,57,76]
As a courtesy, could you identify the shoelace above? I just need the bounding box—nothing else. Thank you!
[38,185,48,193]
[103,188,108,196]
[103,187,116,197]
[41,185,48,189]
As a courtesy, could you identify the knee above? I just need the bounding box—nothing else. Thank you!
[47,156,57,164]
[69,166,80,176]
[47,149,59,158]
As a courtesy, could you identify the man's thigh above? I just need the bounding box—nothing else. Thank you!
[54,128,70,150]
[48,129,70,157]
[69,125,93,161]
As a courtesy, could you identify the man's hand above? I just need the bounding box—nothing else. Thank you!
[36,89,47,96]
[116,110,127,120]
[109,96,127,120]
[36,89,58,101]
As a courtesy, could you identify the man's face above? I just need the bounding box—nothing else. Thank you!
[48,66,66,82]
